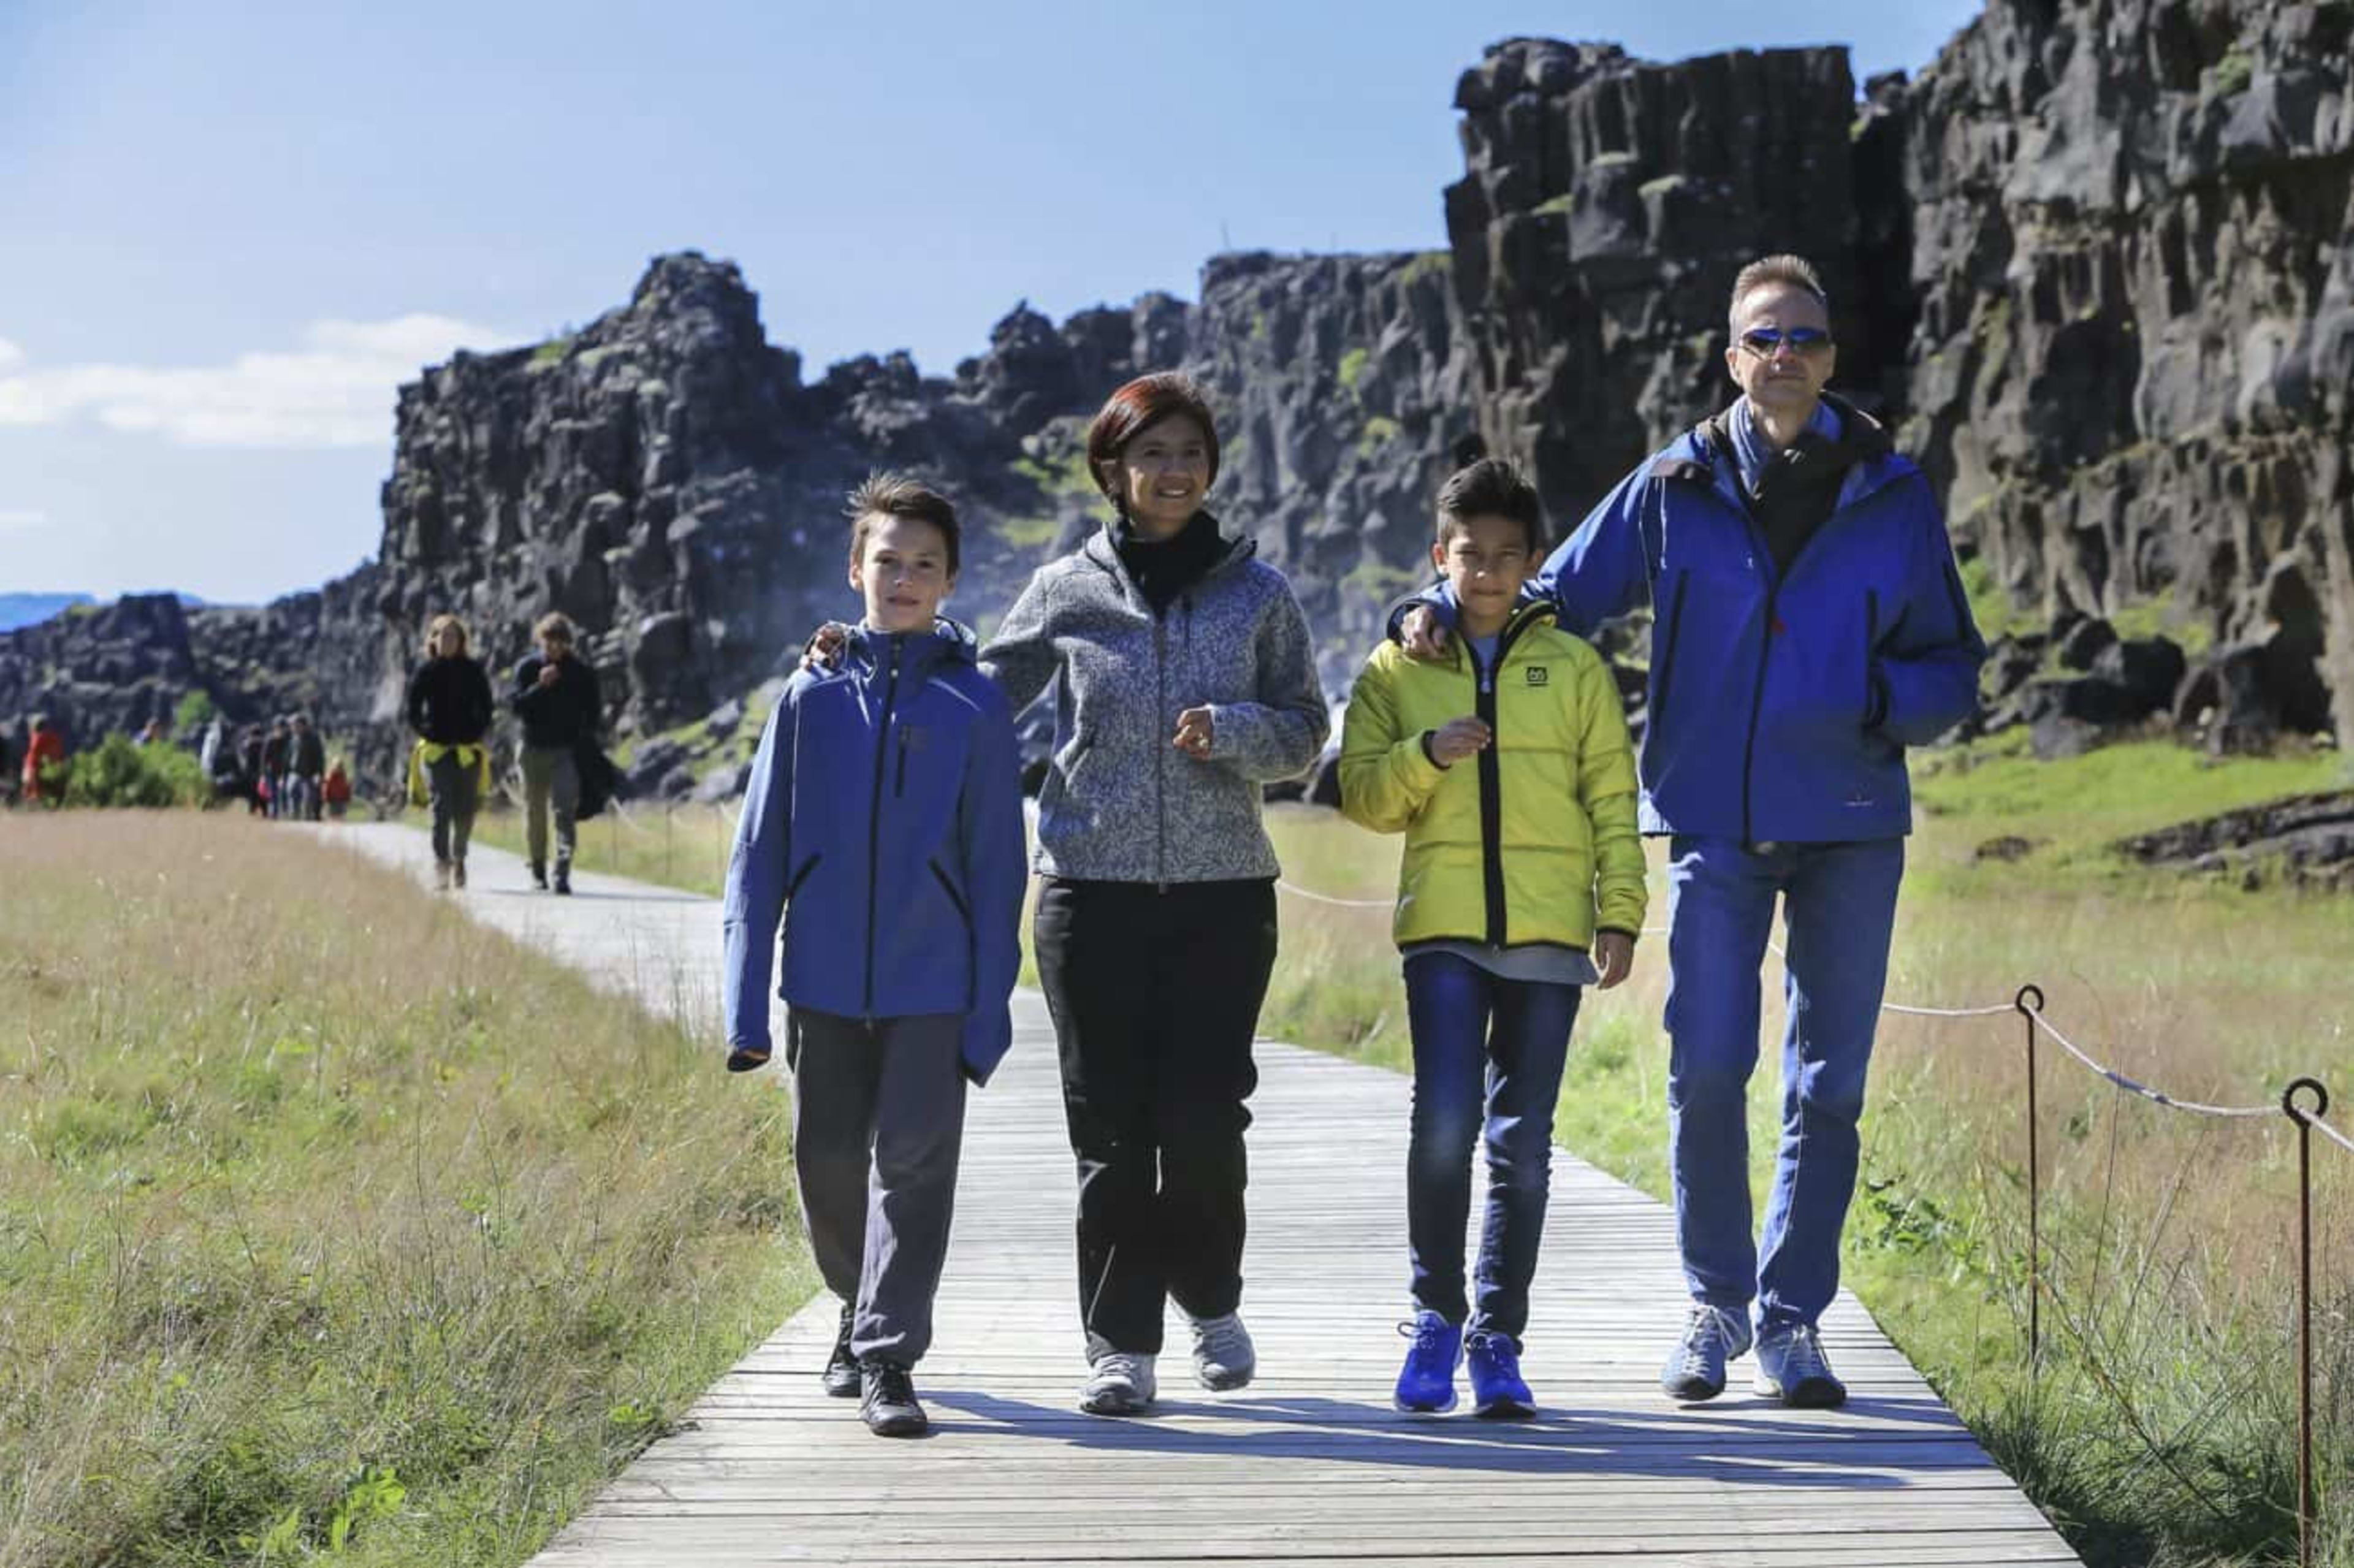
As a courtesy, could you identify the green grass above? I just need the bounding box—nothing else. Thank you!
[0,813,810,1566]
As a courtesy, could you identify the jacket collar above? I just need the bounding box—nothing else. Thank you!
[843,616,978,682]
[1659,391,1906,509]
[1081,512,1256,599]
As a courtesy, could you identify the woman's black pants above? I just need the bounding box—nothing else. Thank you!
[1032,877,1278,1358]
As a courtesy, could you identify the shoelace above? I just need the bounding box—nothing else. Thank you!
[866,1363,915,1403]
[1193,1315,1247,1358]
[1465,1330,1520,1376]
[1768,1323,1831,1379]
[1396,1317,1449,1351]
[1092,1352,1148,1385]
[1672,1306,1732,1371]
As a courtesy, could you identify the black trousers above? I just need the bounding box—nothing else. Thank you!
[1033,877,1278,1357]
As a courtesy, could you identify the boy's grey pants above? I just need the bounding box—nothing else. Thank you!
[518,745,578,869]
[788,1009,967,1366]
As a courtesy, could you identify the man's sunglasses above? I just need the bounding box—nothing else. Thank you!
[1739,326,1834,356]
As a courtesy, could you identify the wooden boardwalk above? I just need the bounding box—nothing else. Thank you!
[335,823,2083,1567]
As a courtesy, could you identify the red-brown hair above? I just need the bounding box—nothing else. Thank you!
[1084,373,1221,504]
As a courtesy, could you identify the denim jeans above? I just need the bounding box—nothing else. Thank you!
[1663,835,1905,1331]
[1402,950,1581,1343]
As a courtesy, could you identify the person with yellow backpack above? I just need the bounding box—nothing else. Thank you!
[1340,457,1646,1420]
[405,614,495,890]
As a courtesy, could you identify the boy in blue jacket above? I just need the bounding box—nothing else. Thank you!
[722,474,1027,1438]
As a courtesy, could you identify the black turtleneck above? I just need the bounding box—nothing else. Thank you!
[1113,509,1224,614]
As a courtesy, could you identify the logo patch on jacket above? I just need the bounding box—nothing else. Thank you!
[1525,666,1549,687]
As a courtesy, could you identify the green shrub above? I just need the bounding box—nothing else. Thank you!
[58,733,210,809]
[172,690,216,729]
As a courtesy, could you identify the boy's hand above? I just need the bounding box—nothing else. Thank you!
[801,622,851,672]
[1593,931,1635,991]
[1401,606,1452,663]
[726,1046,772,1073]
[1427,716,1491,767]
[1172,706,1215,759]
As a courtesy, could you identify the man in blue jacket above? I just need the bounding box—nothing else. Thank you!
[1398,255,1985,1408]
[722,474,1027,1437]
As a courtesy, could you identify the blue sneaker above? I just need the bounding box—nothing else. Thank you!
[1465,1330,1534,1420]
[1393,1311,1462,1412]
[1753,1320,1847,1408]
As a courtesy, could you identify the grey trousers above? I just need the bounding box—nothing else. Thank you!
[425,751,479,865]
[519,745,579,869]
[788,1009,968,1366]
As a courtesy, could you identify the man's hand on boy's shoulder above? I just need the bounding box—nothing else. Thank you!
[1400,606,1451,663]
[1593,930,1636,991]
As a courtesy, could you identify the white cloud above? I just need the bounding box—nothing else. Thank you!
[0,315,512,449]
[0,508,46,530]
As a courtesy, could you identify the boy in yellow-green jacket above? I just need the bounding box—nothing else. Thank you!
[1340,456,1647,1419]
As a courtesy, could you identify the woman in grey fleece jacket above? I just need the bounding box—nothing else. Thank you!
[986,373,1328,1416]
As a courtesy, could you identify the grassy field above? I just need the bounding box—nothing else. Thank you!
[0,813,810,1568]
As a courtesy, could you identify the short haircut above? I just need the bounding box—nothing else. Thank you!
[534,611,576,644]
[1435,457,1545,555]
[425,612,468,655]
[846,471,961,577]
[1085,373,1221,503]
[1729,254,1830,329]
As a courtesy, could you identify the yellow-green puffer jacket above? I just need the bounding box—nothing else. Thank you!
[1339,601,1646,951]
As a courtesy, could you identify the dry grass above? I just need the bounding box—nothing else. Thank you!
[0,812,808,1567]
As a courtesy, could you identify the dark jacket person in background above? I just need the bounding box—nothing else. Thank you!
[407,612,495,890]
[511,611,601,894]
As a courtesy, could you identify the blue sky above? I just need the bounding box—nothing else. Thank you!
[1,0,1979,604]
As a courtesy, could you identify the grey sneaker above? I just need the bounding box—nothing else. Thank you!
[1753,1321,1847,1407]
[1079,1352,1157,1415]
[1661,1304,1753,1401]
[1189,1311,1255,1391]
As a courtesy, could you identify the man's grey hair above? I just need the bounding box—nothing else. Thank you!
[1729,254,1830,330]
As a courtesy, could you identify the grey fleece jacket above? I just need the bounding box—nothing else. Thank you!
[983,523,1329,884]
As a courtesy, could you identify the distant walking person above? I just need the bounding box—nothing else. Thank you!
[725,475,1026,1439]
[1396,255,1986,1407]
[511,612,601,894]
[322,757,353,820]
[20,715,65,805]
[407,614,495,889]
[260,718,291,819]
[287,714,327,822]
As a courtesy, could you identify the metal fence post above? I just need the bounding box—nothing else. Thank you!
[2284,1076,2328,1568]
[2016,984,2046,1373]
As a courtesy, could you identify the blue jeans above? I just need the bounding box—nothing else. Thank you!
[1663,835,1905,1330]
[1403,951,1580,1343]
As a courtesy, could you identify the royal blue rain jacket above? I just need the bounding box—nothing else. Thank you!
[722,618,1027,1081]
[1414,397,1985,842]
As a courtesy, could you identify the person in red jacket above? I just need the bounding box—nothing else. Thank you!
[20,715,66,804]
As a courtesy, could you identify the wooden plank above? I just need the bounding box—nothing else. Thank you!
[332,824,2085,1568]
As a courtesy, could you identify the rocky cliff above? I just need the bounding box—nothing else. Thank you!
[6,1,2350,794]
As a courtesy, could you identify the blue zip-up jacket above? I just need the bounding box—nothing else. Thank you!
[1409,397,1985,842]
[721,618,1027,1083]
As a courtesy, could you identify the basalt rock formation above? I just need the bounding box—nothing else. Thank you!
[6,1,2350,801]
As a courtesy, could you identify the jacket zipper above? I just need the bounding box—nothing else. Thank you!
[896,727,909,797]
[1154,609,1169,892]
[1474,610,1542,946]
[863,637,903,1019]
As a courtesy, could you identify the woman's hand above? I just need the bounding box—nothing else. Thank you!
[1594,931,1635,991]
[1172,706,1216,759]
[802,622,852,672]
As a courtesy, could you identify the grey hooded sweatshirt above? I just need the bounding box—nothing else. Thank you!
[983,522,1328,885]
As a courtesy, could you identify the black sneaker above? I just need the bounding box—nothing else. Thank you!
[530,861,548,891]
[859,1359,927,1437]
[553,864,572,896]
[823,1303,860,1398]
